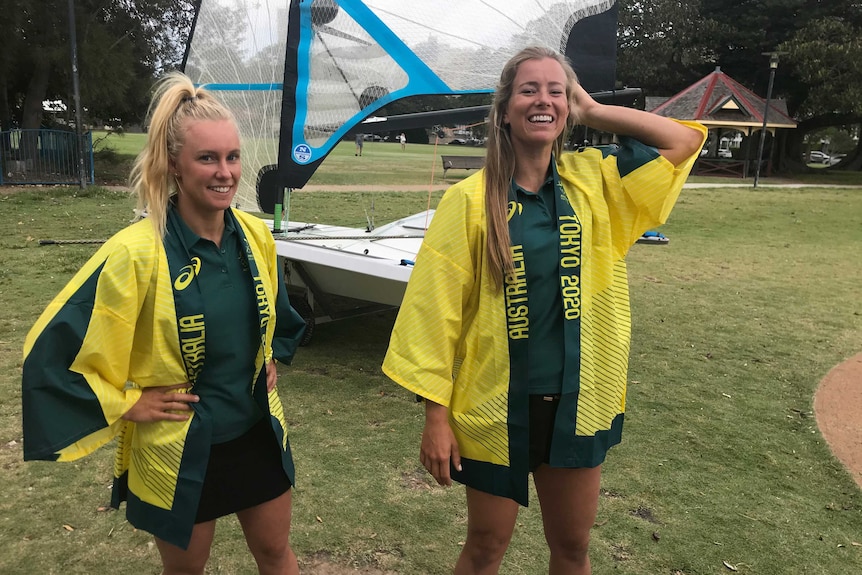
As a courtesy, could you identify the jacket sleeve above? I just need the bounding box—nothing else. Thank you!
[232,209,306,365]
[22,237,148,462]
[271,260,307,364]
[382,184,480,407]
[602,120,707,258]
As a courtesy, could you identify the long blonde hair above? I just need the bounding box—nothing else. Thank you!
[484,47,580,288]
[130,71,237,238]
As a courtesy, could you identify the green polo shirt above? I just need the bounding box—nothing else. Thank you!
[512,177,564,395]
[169,208,262,443]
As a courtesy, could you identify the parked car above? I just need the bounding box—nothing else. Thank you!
[447,138,466,145]
[700,147,733,158]
[808,150,831,164]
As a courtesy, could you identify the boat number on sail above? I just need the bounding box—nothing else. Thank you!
[293,144,312,164]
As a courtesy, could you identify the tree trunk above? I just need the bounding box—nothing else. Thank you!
[842,127,862,171]
[20,56,51,163]
[0,77,10,131]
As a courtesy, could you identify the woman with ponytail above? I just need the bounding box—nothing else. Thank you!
[23,72,307,574]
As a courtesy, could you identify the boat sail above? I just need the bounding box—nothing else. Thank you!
[183,0,620,210]
[182,0,626,336]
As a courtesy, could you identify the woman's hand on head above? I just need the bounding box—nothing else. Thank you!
[567,80,705,166]
[569,81,597,126]
[122,383,199,423]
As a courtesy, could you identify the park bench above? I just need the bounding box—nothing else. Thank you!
[441,155,485,177]
[693,157,748,178]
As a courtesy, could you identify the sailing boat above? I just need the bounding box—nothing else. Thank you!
[183,0,634,336]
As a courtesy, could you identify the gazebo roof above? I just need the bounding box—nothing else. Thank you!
[648,67,796,130]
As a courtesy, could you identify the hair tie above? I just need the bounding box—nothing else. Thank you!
[181,95,197,103]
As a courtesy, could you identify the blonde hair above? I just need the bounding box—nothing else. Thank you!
[484,47,580,289]
[130,71,237,238]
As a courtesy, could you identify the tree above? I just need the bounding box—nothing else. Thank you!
[616,0,862,172]
[616,0,714,93]
[778,16,862,168]
[1,0,195,134]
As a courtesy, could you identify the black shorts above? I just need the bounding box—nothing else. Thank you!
[195,417,292,523]
[529,394,561,472]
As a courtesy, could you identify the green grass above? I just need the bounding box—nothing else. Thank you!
[281,190,443,230]
[790,168,862,186]
[92,130,148,157]
[88,130,862,190]
[306,139,489,186]
[1,180,861,573]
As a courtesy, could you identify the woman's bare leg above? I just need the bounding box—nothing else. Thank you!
[454,487,520,575]
[533,465,602,575]
[155,520,217,575]
[236,489,299,575]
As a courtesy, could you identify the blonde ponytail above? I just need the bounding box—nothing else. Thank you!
[130,71,236,238]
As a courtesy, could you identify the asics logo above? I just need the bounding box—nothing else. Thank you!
[507,201,523,221]
[174,257,201,291]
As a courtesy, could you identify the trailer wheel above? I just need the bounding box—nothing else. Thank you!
[292,297,315,346]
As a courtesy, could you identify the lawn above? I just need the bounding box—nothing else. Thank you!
[92,130,148,157]
[89,130,862,191]
[0,177,860,573]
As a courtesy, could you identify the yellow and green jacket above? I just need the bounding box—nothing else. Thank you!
[383,122,706,504]
[22,208,306,548]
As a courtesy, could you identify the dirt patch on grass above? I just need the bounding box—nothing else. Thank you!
[400,468,434,490]
[814,352,862,489]
[630,505,660,524]
[300,552,398,574]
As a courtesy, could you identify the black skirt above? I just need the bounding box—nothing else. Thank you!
[195,417,292,523]
[528,394,562,472]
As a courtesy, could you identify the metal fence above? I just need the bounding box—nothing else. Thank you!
[0,129,94,186]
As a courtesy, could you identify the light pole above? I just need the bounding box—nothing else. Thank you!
[753,52,782,188]
[68,0,86,189]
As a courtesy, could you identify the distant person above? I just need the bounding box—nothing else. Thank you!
[399,132,407,150]
[383,46,705,574]
[355,133,364,156]
[22,71,307,574]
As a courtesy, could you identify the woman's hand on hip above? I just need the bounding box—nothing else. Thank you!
[266,359,278,393]
[122,383,199,423]
[420,399,462,486]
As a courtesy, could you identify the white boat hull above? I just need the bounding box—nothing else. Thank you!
[266,210,433,309]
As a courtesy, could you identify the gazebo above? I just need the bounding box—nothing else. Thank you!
[648,66,797,177]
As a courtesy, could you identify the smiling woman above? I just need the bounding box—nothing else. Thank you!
[502,57,570,160]
[171,119,242,242]
[382,45,706,575]
[21,71,308,574]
